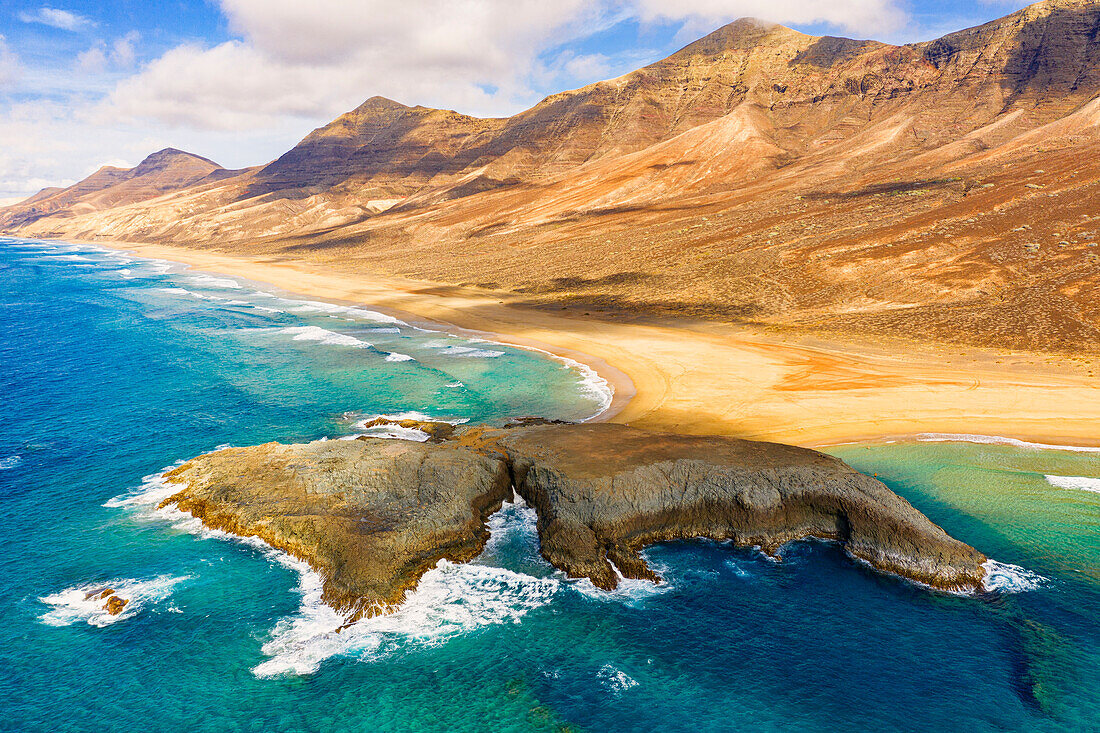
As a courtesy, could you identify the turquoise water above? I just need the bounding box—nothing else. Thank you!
[1,237,1098,731]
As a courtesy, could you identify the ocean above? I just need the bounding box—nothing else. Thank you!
[1,237,1097,732]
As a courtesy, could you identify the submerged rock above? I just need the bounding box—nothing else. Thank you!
[160,422,987,618]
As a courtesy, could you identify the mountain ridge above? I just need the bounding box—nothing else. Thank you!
[4,0,1100,353]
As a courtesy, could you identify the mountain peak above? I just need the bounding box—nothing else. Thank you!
[353,96,410,113]
[670,17,803,58]
[133,148,220,172]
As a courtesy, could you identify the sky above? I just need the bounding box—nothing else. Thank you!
[0,0,1035,202]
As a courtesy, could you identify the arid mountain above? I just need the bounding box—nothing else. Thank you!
[4,0,1100,352]
[0,148,228,230]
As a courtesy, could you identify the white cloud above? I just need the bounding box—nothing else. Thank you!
[18,7,94,31]
[634,0,906,36]
[5,0,923,198]
[76,46,108,74]
[105,0,608,129]
[76,32,141,74]
[0,36,20,87]
[112,32,139,69]
[100,0,909,133]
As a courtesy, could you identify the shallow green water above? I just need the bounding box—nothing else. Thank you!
[1,237,1097,731]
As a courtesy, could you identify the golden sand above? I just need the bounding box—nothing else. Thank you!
[80,240,1100,448]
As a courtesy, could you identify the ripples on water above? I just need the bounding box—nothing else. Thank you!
[1,237,1097,731]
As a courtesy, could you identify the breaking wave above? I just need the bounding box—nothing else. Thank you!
[982,559,1047,593]
[917,434,1100,453]
[1044,474,1100,494]
[280,326,372,348]
[38,575,191,628]
[597,664,639,695]
[186,274,241,289]
[253,559,559,678]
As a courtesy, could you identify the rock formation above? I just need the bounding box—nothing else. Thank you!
[84,587,130,615]
[497,423,986,591]
[160,439,512,618]
[159,423,987,618]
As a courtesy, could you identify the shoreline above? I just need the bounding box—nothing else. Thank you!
[39,236,1100,449]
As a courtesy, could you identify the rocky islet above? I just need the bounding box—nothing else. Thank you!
[159,421,988,618]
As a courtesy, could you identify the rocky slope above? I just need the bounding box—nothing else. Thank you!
[5,0,1099,352]
[0,148,227,230]
[160,423,987,618]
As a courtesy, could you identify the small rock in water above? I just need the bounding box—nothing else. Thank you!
[104,596,129,616]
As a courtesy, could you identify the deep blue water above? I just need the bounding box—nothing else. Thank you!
[1,238,1097,732]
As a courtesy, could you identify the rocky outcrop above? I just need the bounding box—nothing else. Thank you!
[495,423,987,592]
[159,423,987,618]
[84,587,130,615]
[104,595,129,615]
[160,439,512,618]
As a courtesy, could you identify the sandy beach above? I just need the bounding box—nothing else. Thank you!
[72,239,1100,448]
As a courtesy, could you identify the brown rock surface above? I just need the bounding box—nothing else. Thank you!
[104,596,129,616]
[496,423,987,592]
[159,438,512,618]
[159,423,986,617]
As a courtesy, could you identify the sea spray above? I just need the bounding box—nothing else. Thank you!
[39,575,191,627]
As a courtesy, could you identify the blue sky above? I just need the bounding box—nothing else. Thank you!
[0,0,1034,200]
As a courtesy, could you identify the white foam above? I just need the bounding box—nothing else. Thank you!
[38,575,191,627]
[103,467,185,511]
[499,342,614,421]
[1044,475,1100,494]
[253,559,559,678]
[445,381,464,388]
[136,260,177,276]
[435,345,505,358]
[369,327,402,334]
[157,286,210,300]
[982,559,1047,593]
[478,495,539,562]
[106,466,557,677]
[353,412,469,427]
[348,425,431,442]
[546,352,614,420]
[597,664,639,695]
[725,559,752,578]
[917,434,1100,453]
[384,352,415,362]
[0,455,21,470]
[186,274,242,289]
[280,298,404,325]
[568,557,672,604]
[280,326,372,349]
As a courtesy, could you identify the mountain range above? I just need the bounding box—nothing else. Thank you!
[4,0,1099,352]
